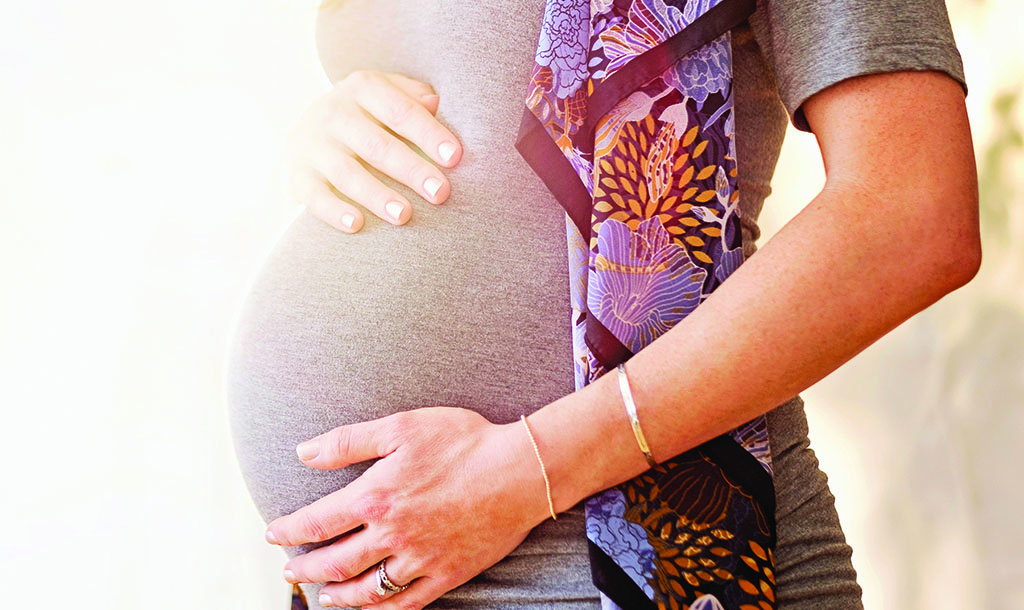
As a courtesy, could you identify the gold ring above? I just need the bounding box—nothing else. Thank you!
[375,558,409,596]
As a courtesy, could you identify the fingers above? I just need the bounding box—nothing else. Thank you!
[286,69,460,234]
[267,414,410,546]
[418,92,440,115]
[284,528,385,585]
[287,165,364,233]
[323,103,451,207]
[359,577,452,610]
[318,556,429,609]
[306,136,413,225]
[295,412,406,469]
[341,70,463,170]
[265,485,371,547]
[384,72,439,114]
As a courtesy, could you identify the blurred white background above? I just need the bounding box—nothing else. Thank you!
[1,1,1021,608]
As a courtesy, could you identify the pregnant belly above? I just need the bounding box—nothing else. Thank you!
[224,187,593,598]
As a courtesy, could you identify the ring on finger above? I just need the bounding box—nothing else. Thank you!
[375,558,409,596]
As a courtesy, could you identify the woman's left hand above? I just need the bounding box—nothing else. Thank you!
[264,407,554,609]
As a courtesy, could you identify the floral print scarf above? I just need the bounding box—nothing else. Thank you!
[514,0,778,608]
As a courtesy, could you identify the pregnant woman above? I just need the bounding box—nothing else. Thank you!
[226,0,978,608]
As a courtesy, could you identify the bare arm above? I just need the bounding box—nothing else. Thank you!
[528,69,983,510]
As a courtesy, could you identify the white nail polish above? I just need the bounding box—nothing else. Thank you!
[385,201,406,222]
[438,141,456,163]
[340,214,355,229]
[319,593,332,606]
[424,177,442,198]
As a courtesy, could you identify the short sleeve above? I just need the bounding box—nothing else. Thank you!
[748,0,969,133]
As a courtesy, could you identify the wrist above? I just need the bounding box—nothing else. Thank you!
[526,369,652,514]
[498,419,562,528]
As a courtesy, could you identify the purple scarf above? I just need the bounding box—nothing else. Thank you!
[515,1,778,608]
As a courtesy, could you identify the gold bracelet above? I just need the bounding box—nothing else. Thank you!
[617,362,658,468]
[519,414,558,521]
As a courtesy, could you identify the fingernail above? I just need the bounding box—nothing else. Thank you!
[420,93,439,104]
[385,200,407,222]
[438,141,456,163]
[319,593,333,606]
[265,529,278,544]
[340,214,355,229]
[296,440,320,461]
[424,177,442,199]
[283,569,296,583]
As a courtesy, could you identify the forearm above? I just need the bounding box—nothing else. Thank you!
[528,179,980,514]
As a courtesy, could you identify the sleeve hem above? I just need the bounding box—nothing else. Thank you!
[782,39,969,133]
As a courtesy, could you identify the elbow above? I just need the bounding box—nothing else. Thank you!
[838,172,984,298]
[954,224,983,288]
[936,233,982,293]
[921,190,983,294]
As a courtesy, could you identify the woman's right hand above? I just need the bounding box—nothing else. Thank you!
[284,70,463,233]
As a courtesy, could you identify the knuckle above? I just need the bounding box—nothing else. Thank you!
[360,130,392,164]
[298,511,329,542]
[325,153,358,185]
[355,491,391,523]
[380,531,410,553]
[321,558,352,582]
[385,411,413,439]
[329,426,354,461]
[385,96,417,127]
[343,69,369,89]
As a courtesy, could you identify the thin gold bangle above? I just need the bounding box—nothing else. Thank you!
[519,414,558,521]
[617,362,658,468]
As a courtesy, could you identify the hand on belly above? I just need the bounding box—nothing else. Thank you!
[284,68,463,234]
[263,406,554,609]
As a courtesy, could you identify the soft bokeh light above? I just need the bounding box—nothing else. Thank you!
[1,1,1020,608]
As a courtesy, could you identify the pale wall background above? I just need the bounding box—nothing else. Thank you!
[0,1,1020,608]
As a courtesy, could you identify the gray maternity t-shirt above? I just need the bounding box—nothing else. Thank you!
[225,0,967,608]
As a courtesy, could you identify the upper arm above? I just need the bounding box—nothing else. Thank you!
[802,70,981,278]
[748,0,981,281]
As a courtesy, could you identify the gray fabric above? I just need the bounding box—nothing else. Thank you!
[226,1,966,607]
[749,0,967,132]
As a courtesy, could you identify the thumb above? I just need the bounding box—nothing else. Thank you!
[296,413,404,468]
